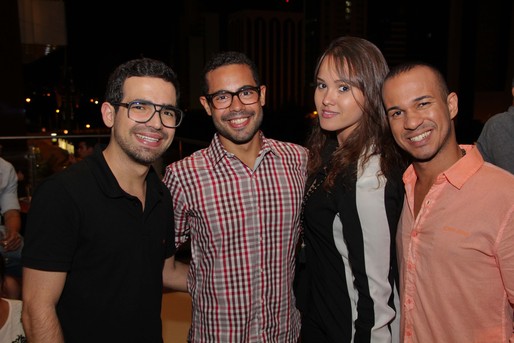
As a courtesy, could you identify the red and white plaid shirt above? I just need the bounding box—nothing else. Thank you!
[163,132,308,343]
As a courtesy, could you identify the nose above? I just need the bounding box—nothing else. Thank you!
[322,89,336,106]
[146,110,164,129]
[403,111,423,130]
[229,94,244,111]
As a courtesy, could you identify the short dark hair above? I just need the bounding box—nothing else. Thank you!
[385,61,449,98]
[104,57,180,105]
[200,51,260,95]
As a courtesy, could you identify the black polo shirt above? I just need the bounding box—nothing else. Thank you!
[23,145,176,343]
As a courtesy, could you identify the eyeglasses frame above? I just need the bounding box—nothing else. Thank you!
[204,86,262,109]
[111,101,184,128]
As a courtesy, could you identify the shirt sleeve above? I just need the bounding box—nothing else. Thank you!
[162,166,190,248]
[0,161,21,214]
[496,204,514,307]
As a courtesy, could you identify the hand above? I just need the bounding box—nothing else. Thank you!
[1,229,22,252]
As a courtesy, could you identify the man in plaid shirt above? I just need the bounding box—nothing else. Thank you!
[163,51,308,342]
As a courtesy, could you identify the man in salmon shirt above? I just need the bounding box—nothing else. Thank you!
[382,61,514,342]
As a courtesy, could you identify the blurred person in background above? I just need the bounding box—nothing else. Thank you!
[476,76,514,174]
[26,139,70,179]
[0,144,23,300]
[0,251,27,342]
[76,138,96,160]
[69,137,97,164]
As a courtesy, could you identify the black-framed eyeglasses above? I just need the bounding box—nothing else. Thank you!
[112,101,184,128]
[204,86,261,109]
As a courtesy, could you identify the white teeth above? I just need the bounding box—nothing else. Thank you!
[410,131,430,142]
[231,118,247,125]
[136,134,158,142]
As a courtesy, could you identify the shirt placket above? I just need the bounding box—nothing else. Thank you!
[404,181,439,342]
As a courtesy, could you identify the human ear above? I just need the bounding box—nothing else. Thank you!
[259,85,266,106]
[447,92,458,120]
[101,102,115,128]
[199,96,213,117]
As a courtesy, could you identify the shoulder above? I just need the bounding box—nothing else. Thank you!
[0,157,14,169]
[266,138,309,158]
[54,159,93,183]
[3,298,23,315]
[482,109,514,131]
[476,162,514,193]
[166,147,210,171]
[470,164,514,219]
[163,148,213,189]
[4,297,22,307]
[32,158,96,199]
[480,161,514,179]
[0,158,16,179]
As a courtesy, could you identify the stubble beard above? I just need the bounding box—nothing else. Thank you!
[114,127,169,166]
[214,110,263,144]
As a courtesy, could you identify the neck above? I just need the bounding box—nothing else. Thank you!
[413,144,464,185]
[219,133,262,168]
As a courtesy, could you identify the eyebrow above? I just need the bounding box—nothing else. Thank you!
[414,95,434,102]
[316,76,350,84]
[385,95,434,113]
[385,104,400,113]
[211,85,258,93]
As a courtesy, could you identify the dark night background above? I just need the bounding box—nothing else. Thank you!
[2,0,514,167]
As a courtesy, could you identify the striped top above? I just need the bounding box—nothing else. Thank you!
[162,132,308,343]
[295,152,404,342]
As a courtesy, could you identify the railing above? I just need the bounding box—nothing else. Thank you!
[0,134,208,159]
[0,134,209,198]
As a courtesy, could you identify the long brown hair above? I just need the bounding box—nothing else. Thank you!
[306,36,406,189]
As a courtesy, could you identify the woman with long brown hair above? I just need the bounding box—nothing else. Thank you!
[294,36,407,342]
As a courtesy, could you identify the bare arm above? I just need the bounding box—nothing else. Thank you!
[22,267,67,343]
[2,209,22,251]
[162,255,189,292]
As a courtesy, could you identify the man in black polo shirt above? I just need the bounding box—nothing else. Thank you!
[21,58,188,343]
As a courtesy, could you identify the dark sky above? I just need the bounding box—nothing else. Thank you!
[21,0,308,134]
[65,2,180,98]
[20,0,513,144]
[35,0,305,100]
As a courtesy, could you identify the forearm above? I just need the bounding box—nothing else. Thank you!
[163,257,189,292]
[22,304,65,343]
[22,268,67,342]
[3,209,21,234]
[1,209,22,251]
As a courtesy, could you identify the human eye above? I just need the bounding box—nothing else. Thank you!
[239,88,256,97]
[316,82,327,90]
[129,101,150,113]
[161,107,176,118]
[418,101,431,108]
[338,84,350,92]
[213,92,230,102]
[388,109,403,118]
